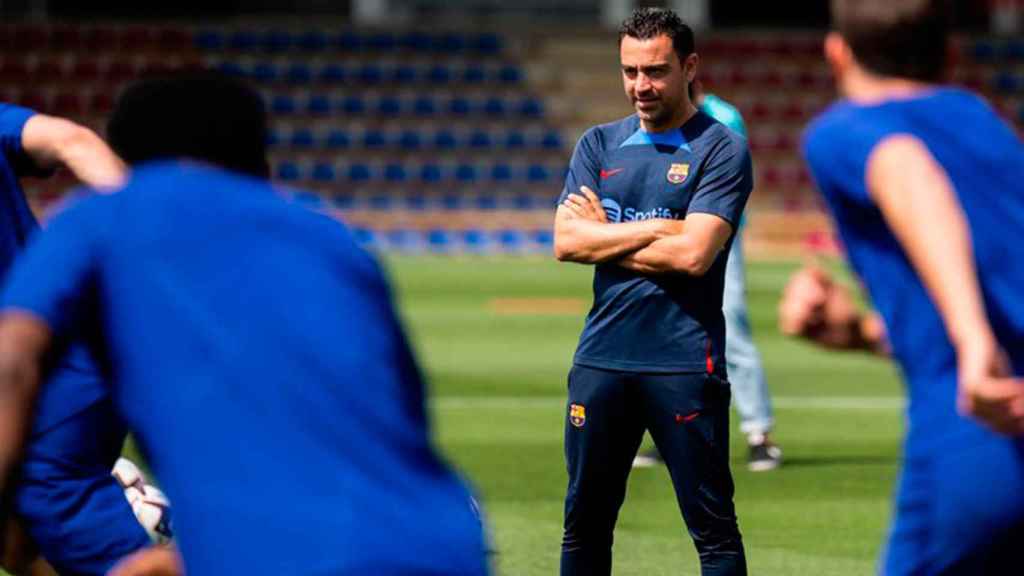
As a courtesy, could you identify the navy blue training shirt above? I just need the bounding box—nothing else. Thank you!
[0,103,110,436]
[561,112,753,373]
[1,162,488,576]
[804,87,1024,454]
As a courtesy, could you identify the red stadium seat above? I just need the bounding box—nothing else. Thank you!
[0,59,31,82]
[156,28,190,52]
[13,25,48,51]
[52,91,83,116]
[34,57,67,82]
[119,27,154,51]
[87,90,116,115]
[50,24,83,51]
[107,60,139,83]
[16,89,49,112]
[70,57,102,82]
[83,27,118,52]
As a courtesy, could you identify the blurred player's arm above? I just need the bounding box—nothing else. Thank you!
[615,213,732,276]
[20,114,125,189]
[867,134,1024,435]
[554,186,682,264]
[107,545,183,576]
[0,313,51,488]
[777,265,888,355]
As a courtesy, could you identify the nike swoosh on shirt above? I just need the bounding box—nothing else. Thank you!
[600,168,624,179]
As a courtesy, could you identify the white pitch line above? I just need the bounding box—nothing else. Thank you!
[435,395,904,411]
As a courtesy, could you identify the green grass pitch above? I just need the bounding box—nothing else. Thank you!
[383,255,905,576]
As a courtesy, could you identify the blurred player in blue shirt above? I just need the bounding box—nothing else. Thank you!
[790,0,1024,573]
[0,103,156,576]
[0,73,489,576]
[554,8,751,575]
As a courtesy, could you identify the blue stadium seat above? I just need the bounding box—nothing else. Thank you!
[276,161,301,181]
[428,65,452,84]
[296,31,327,52]
[491,164,514,182]
[326,130,350,149]
[384,163,408,182]
[385,229,422,252]
[531,229,554,247]
[398,130,422,151]
[497,229,525,251]
[362,129,387,149]
[252,62,278,82]
[366,33,397,52]
[463,64,486,84]
[229,31,258,51]
[498,65,523,84]
[449,97,471,116]
[331,194,355,210]
[483,97,506,117]
[518,97,544,118]
[455,163,478,183]
[216,61,245,77]
[266,129,282,148]
[377,96,402,116]
[400,32,431,52]
[340,96,366,115]
[261,30,292,53]
[972,40,997,62]
[474,194,498,210]
[285,63,312,84]
[1006,39,1024,61]
[440,193,463,210]
[435,33,465,54]
[368,194,394,210]
[392,65,417,84]
[195,30,225,51]
[270,94,296,114]
[427,229,453,252]
[290,129,315,148]
[348,163,373,182]
[469,131,493,150]
[318,64,346,83]
[306,95,331,115]
[357,64,383,84]
[504,131,526,150]
[527,164,550,182]
[413,96,436,116]
[434,130,458,150]
[542,130,563,149]
[337,32,363,52]
[312,162,336,182]
[462,229,488,251]
[420,163,443,183]
[472,33,502,55]
[993,72,1018,94]
[404,194,428,211]
[511,194,535,211]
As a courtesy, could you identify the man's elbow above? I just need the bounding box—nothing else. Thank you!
[672,252,715,276]
[553,238,580,262]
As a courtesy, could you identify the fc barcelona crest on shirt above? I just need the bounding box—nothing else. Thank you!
[569,403,586,428]
[667,163,689,184]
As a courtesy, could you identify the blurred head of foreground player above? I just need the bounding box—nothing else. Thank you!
[826,0,950,99]
[106,71,270,179]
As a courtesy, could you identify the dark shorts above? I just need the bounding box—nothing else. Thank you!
[14,398,150,576]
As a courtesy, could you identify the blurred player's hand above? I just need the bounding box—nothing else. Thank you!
[106,545,182,576]
[562,186,608,223]
[957,337,1024,436]
[778,266,833,338]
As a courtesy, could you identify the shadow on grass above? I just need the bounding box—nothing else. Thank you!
[776,454,896,468]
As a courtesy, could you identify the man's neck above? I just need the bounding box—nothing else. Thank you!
[841,68,937,105]
[641,102,699,133]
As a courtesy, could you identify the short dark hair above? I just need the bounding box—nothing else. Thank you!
[618,7,696,62]
[832,0,950,82]
[107,71,270,179]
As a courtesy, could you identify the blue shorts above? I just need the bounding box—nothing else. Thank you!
[883,420,1024,575]
[15,398,150,576]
